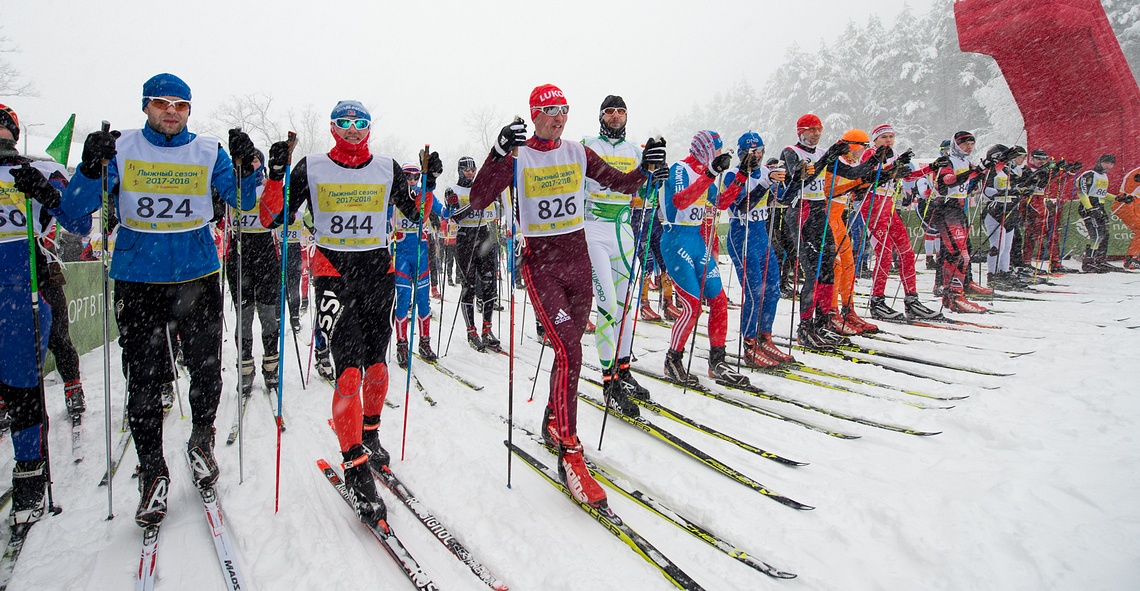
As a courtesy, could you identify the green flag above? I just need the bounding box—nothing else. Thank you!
[46,114,76,167]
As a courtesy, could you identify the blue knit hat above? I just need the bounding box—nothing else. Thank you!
[330,100,371,122]
[737,131,764,155]
[690,130,722,166]
[142,73,191,110]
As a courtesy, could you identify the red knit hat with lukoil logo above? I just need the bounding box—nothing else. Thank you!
[529,84,567,120]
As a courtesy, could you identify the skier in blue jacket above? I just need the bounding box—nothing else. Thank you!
[0,103,92,527]
[392,161,444,367]
[60,73,257,528]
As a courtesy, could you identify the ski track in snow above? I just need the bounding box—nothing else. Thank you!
[7,267,1140,590]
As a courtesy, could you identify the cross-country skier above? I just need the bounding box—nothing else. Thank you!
[60,74,258,526]
[0,103,92,527]
[1075,154,1117,272]
[981,144,1030,289]
[469,83,664,508]
[1115,165,1140,269]
[724,132,796,368]
[659,130,752,387]
[447,156,502,352]
[931,131,990,312]
[392,161,443,368]
[260,100,433,527]
[581,95,651,414]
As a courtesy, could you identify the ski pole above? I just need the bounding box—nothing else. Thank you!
[808,160,842,329]
[528,334,547,403]
[400,144,431,462]
[682,173,724,396]
[274,131,297,513]
[22,164,59,517]
[234,201,245,484]
[98,120,114,521]
[507,131,520,489]
[443,215,487,357]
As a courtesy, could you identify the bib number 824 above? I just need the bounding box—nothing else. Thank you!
[137,197,191,219]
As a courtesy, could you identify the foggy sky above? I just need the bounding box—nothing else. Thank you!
[3,0,933,160]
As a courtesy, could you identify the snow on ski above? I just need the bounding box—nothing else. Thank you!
[578,392,815,510]
[414,354,484,391]
[70,414,83,463]
[0,522,34,591]
[510,421,797,580]
[410,372,437,406]
[578,375,809,467]
[135,525,159,591]
[316,459,439,591]
[506,441,706,591]
[99,428,133,486]
[185,451,248,591]
[226,392,252,445]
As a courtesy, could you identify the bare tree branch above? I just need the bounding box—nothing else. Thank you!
[0,32,37,97]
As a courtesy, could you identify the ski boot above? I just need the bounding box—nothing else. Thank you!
[431,284,441,299]
[418,337,438,363]
[639,301,662,322]
[9,459,46,527]
[944,291,988,314]
[904,294,944,320]
[925,256,937,270]
[187,424,220,489]
[965,280,993,296]
[315,344,335,382]
[341,445,386,527]
[291,316,302,334]
[708,347,750,388]
[482,323,501,352]
[240,358,255,397]
[616,357,651,401]
[797,317,835,351]
[663,301,683,321]
[815,315,851,347]
[160,382,176,412]
[742,338,779,369]
[758,333,795,364]
[601,366,640,417]
[843,306,878,333]
[869,295,905,321]
[541,406,558,449]
[828,311,861,336]
[395,340,410,369]
[1126,257,1140,271]
[663,349,700,387]
[467,327,486,352]
[64,380,86,417]
[584,319,596,334]
[262,354,280,394]
[557,435,607,508]
[135,460,170,527]
[361,415,390,470]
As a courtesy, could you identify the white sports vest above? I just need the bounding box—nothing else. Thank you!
[115,129,218,233]
[306,153,395,251]
[514,141,587,237]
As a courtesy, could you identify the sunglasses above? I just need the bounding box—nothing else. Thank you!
[602,107,626,116]
[405,174,421,182]
[147,97,191,112]
[531,105,570,117]
[333,118,371,130]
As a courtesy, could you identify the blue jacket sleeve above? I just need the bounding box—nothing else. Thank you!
[62,164,118,221]
[46,174,92,236]
[212,147,257,211]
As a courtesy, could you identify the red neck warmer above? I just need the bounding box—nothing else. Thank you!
[329,132,372,167]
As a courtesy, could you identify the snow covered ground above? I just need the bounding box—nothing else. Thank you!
[6,264,1140,590]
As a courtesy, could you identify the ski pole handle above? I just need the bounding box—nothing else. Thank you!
[99,121,111,165]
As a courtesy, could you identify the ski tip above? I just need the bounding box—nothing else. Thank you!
[316,458,332,471]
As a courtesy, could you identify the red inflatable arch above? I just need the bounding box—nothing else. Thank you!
[955,0,1140,190]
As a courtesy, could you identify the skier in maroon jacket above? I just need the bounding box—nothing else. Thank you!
[468,84,666,508]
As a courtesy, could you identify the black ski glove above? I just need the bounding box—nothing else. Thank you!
[228,129,256,177]
[705,153,732,178]
[11,164,61,209]
[640,136,667,172]
[424,150,444,178]
[79,129,121,178]
[738,150,759,175]
[871,145,893,164]
[823,141,850,162]
[493,117,527,159]
[267,141,290,181]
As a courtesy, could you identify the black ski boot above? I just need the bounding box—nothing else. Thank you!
[904,294,944,320]
[64,380,86,417]
[541,406,558,448]
[482,323,501,352]
[341,445,386,528]
[708,347,750,388]
[467,328,485,352]
[797,317,835,351]
[395,340,410,369]
[815,316,850,347]
[240,358,255,397]
[663,349,700,387]
[135,460,170,527]
[360,415,390,470]
[869,295,905,321]
[616,357,650,401]
[9,459,46,527]
[418,337,438,363]
[187,424,220,490]
[314,344,335,382]
[262,354,280,394]
[601,366,640,417]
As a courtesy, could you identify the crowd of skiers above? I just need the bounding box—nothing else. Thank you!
[1,72,1139,532]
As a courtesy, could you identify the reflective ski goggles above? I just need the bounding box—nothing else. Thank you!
[602,107,626,116]
[333,117,371,130]
[146,97,192,112]
[531,105,569,117]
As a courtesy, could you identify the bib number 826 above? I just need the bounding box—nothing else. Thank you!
[537,196,576,220]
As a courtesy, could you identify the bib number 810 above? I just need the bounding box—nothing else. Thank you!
[537,196,576,220]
